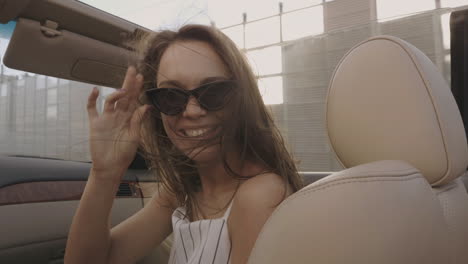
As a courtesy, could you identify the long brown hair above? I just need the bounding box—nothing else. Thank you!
[131,24,303,220]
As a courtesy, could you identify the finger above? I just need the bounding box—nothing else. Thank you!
[115,97,130,112]
[104,89,128,112]
[87,87,99,120]
[130,105,151,134]
[127,73,144,102]
[127,101,139,115]
[128,74,144,112]
[122,66,137,96]
[134,73,144,95]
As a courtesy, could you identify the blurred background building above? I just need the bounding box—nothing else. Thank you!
[0,0,466,171]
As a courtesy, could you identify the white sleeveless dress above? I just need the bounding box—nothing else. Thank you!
[168,202,233,264]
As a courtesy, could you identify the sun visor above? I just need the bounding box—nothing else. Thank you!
[3,18,135,88]
[0,0,31,24]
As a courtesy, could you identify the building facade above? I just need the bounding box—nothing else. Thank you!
[0,0,463,171]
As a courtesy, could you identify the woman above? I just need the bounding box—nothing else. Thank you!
[65,24,302,264]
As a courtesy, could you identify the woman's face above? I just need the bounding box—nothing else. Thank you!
[156,40,230,163]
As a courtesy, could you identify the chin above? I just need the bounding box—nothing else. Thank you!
[184,144,222,164]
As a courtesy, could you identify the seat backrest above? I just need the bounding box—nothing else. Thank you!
[248,36,468,264]
[248,160,450,263]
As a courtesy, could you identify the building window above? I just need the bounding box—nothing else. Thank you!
[258,76,283,105]
[245,17,280,48]
[282,5,324,41]
[376,0,435,21]
[222,25,244,49]
[247,46,282,76]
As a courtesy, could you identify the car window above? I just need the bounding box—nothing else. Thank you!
[0,20,115,162]
[0,0,466,171]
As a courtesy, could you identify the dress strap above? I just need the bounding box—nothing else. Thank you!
[222,198,235,219]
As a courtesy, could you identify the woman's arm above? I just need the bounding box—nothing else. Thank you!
[64,169,123,264]
[65,169,175,264]
[228,173,291,264]
[65,66,173,264]
[107,185,176,264]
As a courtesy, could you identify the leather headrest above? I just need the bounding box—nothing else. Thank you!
[326,35,468,186]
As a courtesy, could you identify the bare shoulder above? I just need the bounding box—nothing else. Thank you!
[233,172,291,209]
[228,173,292,264]
[229,172,292,226]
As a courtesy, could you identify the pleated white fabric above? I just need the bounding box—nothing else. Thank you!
[168,202,233,264]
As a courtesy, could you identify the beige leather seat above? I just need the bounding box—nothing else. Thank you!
[248,36,468,264]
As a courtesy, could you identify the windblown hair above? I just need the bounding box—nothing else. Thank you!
[130,24,303,220]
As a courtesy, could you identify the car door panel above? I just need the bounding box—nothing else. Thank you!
[0,156,169,264]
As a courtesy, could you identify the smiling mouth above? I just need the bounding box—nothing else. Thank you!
[180,127,218,138]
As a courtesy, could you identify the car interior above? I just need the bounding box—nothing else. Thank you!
[249,35,468,264]
[0,0,467,264]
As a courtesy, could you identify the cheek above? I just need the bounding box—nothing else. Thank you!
[211,110,225,124]
[161,115,192,152]
[162,116,178,143]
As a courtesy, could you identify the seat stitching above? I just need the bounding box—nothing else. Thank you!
[278,173,422,213]
[303,169,419,190]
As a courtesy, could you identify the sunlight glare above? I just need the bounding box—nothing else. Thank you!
[376,0,435,21]
[258,76,283,105]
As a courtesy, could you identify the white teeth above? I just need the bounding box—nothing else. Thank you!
[185,128,210,137]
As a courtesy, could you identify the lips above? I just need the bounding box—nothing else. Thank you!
[180,126,218,138]
[185,128,210,137]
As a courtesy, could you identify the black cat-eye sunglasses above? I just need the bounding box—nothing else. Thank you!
[146,80,236,115]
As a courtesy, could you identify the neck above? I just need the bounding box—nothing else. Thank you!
[194,152,265,203]
[196,155,241,198]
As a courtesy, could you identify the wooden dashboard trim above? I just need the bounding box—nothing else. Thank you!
[0,181,141,206]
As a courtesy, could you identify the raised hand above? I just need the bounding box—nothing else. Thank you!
[86,66,151,181]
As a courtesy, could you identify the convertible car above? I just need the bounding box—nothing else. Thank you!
[0,0,467,263]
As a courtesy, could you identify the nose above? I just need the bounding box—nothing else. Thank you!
[182,96,206,118]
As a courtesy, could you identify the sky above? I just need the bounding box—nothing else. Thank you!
[0,21,23,76]
[79,0,468,30]
[79,0,324,30]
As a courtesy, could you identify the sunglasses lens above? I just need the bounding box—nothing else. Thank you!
[147,81,235,115]
[151,88,187,115]
[197,81,235,110]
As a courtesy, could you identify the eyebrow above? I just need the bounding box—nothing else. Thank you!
[157,76,229,89]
